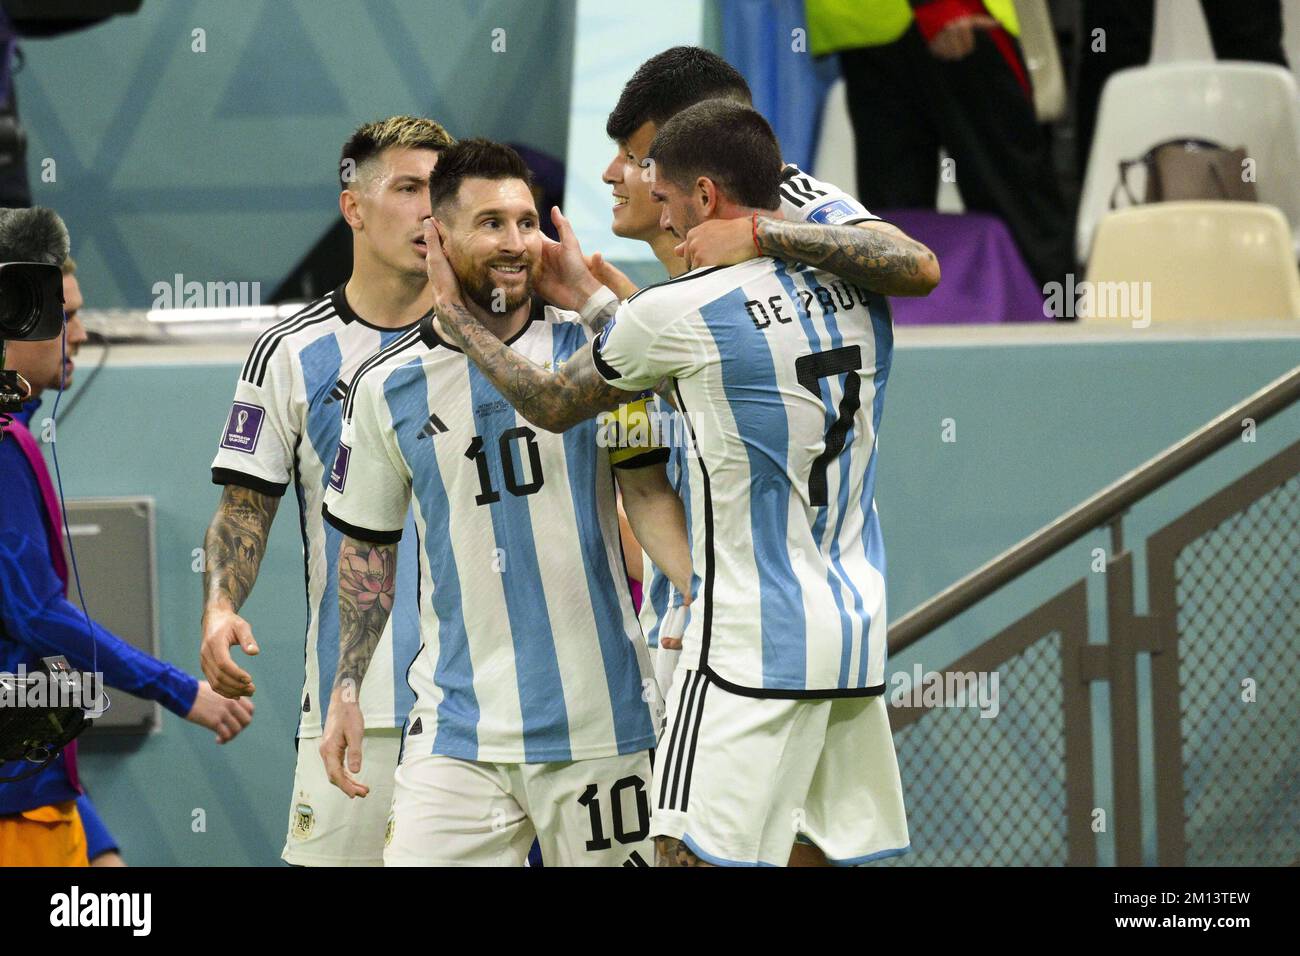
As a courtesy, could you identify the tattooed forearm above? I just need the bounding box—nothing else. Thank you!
[436,302,628,432]
[203,484,280,612]
[655,836,715,867]
[757,218,940,296]
[335,536,397,691]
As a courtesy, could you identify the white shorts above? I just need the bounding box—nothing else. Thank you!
[385,750,654,867]
[281,728,401,867]
[651,668,910,867]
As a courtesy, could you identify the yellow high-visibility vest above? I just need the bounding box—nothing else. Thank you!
[805,0,1020,57]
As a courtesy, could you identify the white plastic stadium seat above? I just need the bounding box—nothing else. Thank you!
[1077,62,1300,264]
[1083,201,1300,323]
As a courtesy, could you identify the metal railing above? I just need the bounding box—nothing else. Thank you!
[880,363,1300,866]
[889,363,1300,653]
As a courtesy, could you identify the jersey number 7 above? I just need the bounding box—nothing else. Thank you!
[795,345,863,508]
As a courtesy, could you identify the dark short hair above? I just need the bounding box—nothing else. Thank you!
[339,115,454,189]
[648,99,782,210]
[426,139,535,216]
[606,46,752,142]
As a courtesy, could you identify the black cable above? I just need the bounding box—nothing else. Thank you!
[56,329,108,422]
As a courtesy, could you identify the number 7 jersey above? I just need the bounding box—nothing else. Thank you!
[592,257,894,698]
[323,301,660,763]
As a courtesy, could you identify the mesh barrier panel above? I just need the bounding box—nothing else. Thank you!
[878,634,1070,866]
[1172,475,1300,866]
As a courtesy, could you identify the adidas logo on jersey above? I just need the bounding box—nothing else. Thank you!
[323,378,349,405]
[417,413,449,440]
[408,717,423,735]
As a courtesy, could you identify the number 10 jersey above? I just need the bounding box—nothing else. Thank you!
[323,302,660,764]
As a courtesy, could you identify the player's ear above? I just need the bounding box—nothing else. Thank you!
[340,187,363,231]
[698,177,718,216]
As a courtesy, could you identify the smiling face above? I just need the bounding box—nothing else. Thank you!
[344,145,440,277]
[602,120,664,242]
[439,177,542,314]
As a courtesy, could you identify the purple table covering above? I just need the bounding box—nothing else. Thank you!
[875,209,1048,325]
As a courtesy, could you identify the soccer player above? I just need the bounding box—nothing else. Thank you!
[200,116,453,866]
[593,46,939,697]
[424,101,916,867]
[320,139,691,867]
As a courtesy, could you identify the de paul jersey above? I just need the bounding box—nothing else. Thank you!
[593,258,894,698]
[210,287,423,737]
[323,303,661,763]
[636,166,878,649]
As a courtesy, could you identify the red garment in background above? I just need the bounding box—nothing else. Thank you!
[912,0,1031,98]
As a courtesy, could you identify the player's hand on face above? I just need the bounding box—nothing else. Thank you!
[186,680,255,744]
[199,606,257,698]
[675,217,760,272]
[534,206,601,311]
[423,218,465,317]
[585,252,638,300]
[320,683,369,799]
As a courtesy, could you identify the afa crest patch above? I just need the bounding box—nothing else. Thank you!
[291,803,315,840]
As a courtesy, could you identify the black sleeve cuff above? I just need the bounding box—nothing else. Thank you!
[212,467,289,498]
[591,336,622,383]
[321,504,403,544]
[612,448,671,470]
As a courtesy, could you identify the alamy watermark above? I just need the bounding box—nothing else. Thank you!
[596,406,698,458]
[1043,274,1152,327]
[151,273,261,310]
[0,665,106,717]
[889,664,1000,718]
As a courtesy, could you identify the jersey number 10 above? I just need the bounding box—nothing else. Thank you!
[464,427,546,506]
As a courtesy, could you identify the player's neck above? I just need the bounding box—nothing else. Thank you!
[462,295,532,343]
[344,266,433,330]
[650,232,687,279]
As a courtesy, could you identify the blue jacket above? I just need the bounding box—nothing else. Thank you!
[0,400,197,815]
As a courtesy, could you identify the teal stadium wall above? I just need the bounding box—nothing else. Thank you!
[18,0,576,309]
[43,333,1300,865]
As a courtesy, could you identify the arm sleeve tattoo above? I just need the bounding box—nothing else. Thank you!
[757,218,939,296]
[335,536,397,692]
[437,302,630,432]
[203,484,280,613]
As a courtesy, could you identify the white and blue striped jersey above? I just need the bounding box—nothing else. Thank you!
[322,302,662,763]
[593,257,894,698]
[636,164,877,648]
[211,287,422,737]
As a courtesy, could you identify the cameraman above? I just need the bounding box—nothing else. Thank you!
[0,256,254,866]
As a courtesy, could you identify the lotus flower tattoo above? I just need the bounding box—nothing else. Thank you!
[340,547,395,615]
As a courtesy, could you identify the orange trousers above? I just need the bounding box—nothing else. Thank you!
[0,801,89,866]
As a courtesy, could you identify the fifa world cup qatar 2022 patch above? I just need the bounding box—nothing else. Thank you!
[329,443,350,493]
[220,402,265,453]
